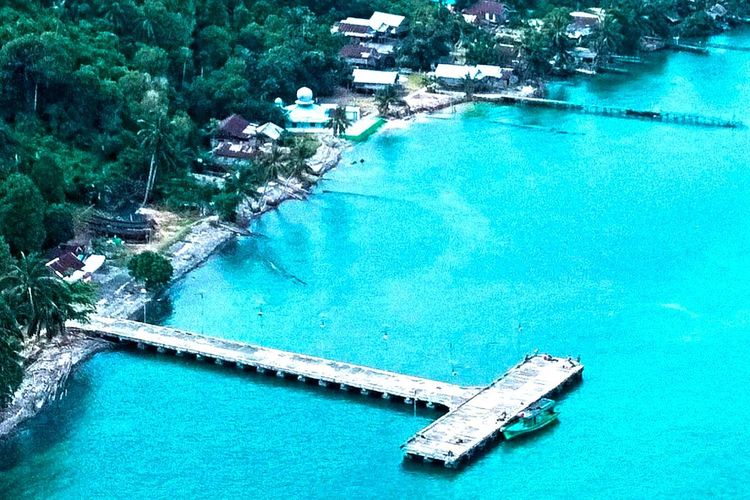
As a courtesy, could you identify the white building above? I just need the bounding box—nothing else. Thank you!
[352,69,400,92]
[278,87,360,134]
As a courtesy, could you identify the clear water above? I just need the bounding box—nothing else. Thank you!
[2,31,750,499]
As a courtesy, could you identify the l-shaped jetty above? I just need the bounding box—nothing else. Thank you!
[70,316,583,468]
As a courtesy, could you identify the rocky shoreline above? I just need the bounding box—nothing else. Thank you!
[0,139,346,441]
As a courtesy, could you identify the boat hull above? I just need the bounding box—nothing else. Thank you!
[502,412,558,440]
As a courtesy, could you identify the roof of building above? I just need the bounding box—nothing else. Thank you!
[352,69,399,85]
[370,11,406,30]
[464,1,506,16]
[476,65,514,79]
[47,252,85,276]
[340,44,381,60]
[434,64,481,80]
[337,20,374,37]
[213,140,256,159]
[257,122,284,141]
[218,114,259,140]
[284,87,332,125]
[570,11,603,21]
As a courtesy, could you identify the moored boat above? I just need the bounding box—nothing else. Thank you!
[502,398,558,440]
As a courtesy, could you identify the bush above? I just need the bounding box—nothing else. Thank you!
[128,251,174,290]
[44,203,75,249]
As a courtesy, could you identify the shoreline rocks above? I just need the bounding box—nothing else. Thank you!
[0,217,236,440]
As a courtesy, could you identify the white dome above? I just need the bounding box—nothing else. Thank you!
[296,87,314,104]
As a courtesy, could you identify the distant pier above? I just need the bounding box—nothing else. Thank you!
[476,94,742,129]
[70,316,583,469]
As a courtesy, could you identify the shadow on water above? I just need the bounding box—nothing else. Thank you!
[110,344,446,419]
[0,365,97,473]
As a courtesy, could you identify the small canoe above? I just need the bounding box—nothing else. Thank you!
[502,398,558,440]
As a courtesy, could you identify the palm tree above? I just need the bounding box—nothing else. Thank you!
[0,254,95,339]
[0,294,23,406]
[375,85,399,116]
[590,15,624,67]
[138,112,177,206]
[544,9,574,73]
[462,74,476,100]
[326,105,351,137]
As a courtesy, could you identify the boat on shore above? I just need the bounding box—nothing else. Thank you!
[502,398,558,440]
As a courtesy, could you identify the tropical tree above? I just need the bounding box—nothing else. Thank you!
[0,253,96,339]
[128,251,173,290]
[0,295,23,406]
[544,9,574,74]
[462,74,476,100]
[590,14,625,67]
[138,112,178,206]
[0,173,47,254]
[520,29,552,79]
[326,105,351,137]
[375,85,399,116]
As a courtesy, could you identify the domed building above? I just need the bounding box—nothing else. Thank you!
[277,87,360,133]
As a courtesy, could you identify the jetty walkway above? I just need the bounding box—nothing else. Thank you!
[70,316,583,468]
[476,94,742,129]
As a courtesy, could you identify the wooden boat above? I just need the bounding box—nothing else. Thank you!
[502,398,558,440]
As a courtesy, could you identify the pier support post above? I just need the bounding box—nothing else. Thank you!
[137,342,146,350]
[196,354,204,361]
[236,362,245,369]
[175,350,184,357]
[318,380,328,388]
[360,388,370,396]
[297,375,306,382]
[276,370,285,378]
[404,397,414,405]
[257,367,266,374]
[382,393,391,400]
[340,384,348,391]
[157,347,166,354]
[215,358,224,366]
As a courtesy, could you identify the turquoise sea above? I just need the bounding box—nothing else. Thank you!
[2,31,750,498]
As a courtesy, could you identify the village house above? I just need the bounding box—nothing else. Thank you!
[352,69,400,93]
[462,1,507,27]
[332,11,407,67]
[567,9,604,40]
[433,64,515,91]
[211,114,283,165]
[45,249,105,283]
[333,11,408,43]
[340,44,385,68]
[277,87,360,133]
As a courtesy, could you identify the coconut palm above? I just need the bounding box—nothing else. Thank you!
[375,85,399,116]
[462,74,476,100]
[590,14,624,67]
[326,105,351,137]
[0,295,23,406]
[0,253,95,339]
[544,9,574,73]
[138,112,177,206]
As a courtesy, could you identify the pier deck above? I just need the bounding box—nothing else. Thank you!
[402,355,583,467]
[70,316,583,468]
[476,93,742,128]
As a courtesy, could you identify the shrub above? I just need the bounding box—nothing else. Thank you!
[128,251,173,290]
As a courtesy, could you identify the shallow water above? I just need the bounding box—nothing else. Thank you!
[2,31,750,499]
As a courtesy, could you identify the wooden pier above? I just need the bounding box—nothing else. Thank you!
[476,94,742,129]
[70,316,583,468]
